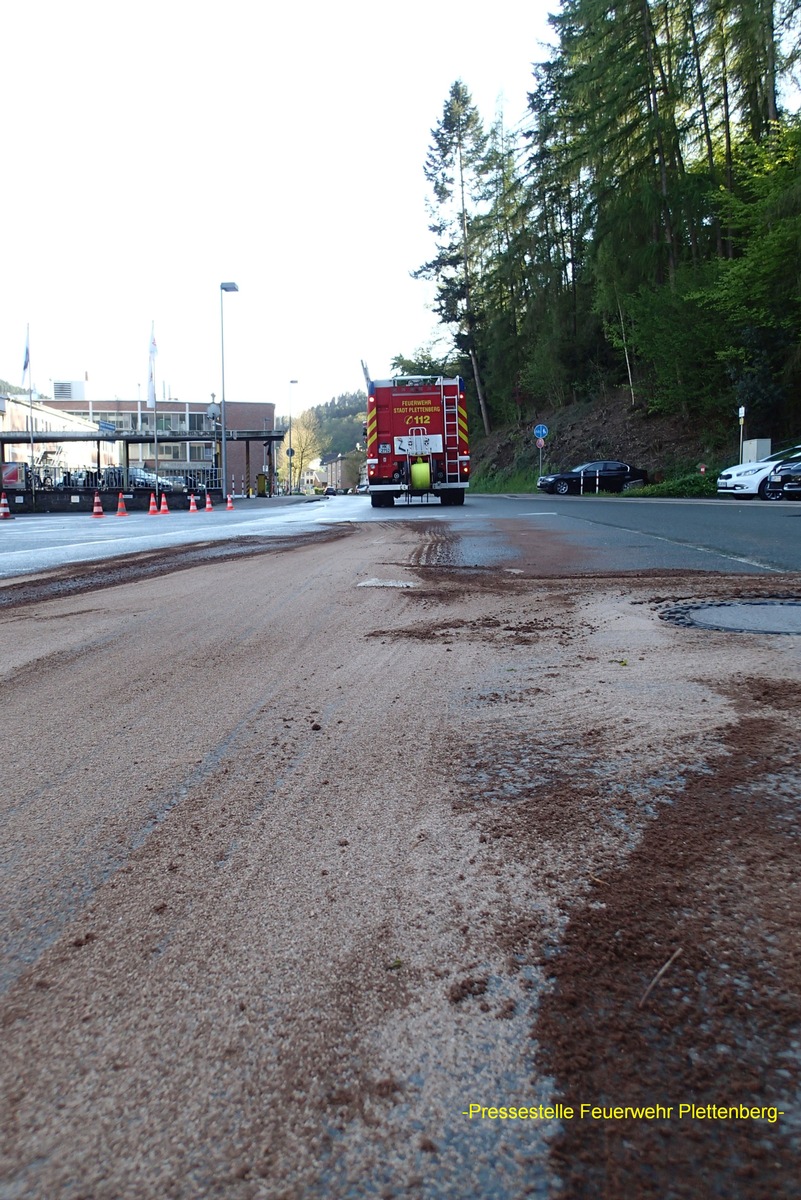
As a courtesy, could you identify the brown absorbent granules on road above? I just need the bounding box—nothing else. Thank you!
[535,697,801,1200]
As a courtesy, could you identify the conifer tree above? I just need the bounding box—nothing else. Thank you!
[415,81,492,434]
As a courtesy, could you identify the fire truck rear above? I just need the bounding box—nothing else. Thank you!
[364,374,469,507]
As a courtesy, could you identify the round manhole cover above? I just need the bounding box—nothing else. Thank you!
[661,598,801,635]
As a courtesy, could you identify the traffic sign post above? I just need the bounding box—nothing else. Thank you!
[533,424,549,477]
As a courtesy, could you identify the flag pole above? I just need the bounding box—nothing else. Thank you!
[24,325,36,509]
[148,323,158,497]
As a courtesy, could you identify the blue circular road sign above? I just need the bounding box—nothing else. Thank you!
[534,424,549,439]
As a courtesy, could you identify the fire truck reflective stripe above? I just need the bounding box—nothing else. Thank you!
[366,410,378,450]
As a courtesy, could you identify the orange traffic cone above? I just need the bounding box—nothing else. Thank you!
[159,492,169,514]
[188,493,198,513]
[116,492,128,516]
[205,492,213,512]
[0,492,12,519]
[91,491,104,518]
[148,492,158,515]
[226,493,235,511]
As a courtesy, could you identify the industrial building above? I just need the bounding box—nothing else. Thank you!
[2,383,283,496]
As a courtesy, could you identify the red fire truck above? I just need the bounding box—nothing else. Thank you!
[363,372,470,507]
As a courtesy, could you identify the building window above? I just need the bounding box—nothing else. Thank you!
[92,411,132,432]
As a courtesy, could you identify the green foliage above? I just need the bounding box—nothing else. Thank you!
[699,123,801,432]
[390,351,458,377]
[625,267,730,422]
[621,473,719,498]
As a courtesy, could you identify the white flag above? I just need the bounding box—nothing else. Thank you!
[147,322,157,409]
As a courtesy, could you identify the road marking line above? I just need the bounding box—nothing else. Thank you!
[575,519,784,574]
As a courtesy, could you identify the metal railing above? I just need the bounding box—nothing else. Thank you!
[6,465,223,493]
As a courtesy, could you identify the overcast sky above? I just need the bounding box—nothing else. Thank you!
[1,0,553,414]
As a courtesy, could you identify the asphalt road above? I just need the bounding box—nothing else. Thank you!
[0,492,799,579]
[2,502,800,1199]
[517,493,801,573]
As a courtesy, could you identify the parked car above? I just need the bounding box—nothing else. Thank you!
[101,467,125,491]
[126,469,175,491]
[717,444,801,500]
[356,482,369,494]
[764,460,801,500]
[128,469,159,489]
[166,475,206,493]
[323,486,337,496]
[537,460,648,495]
[59,469,92,489]
[183,474,208,494]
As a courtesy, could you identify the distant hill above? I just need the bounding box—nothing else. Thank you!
[0,379,28,396]
[310,391,367,459]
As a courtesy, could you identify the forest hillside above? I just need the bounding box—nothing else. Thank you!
[404,0,801,454]
[468,389,759,490]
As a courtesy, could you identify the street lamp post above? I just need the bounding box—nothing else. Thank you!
[288,379,297,494]
[220,281,239,495]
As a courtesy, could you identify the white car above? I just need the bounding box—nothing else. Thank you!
[717,444,801,500]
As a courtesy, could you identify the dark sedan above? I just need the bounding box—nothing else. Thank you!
[764,460,801,500]
[537,460,649,495]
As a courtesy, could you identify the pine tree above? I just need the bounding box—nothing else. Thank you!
[415,81,492,434]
